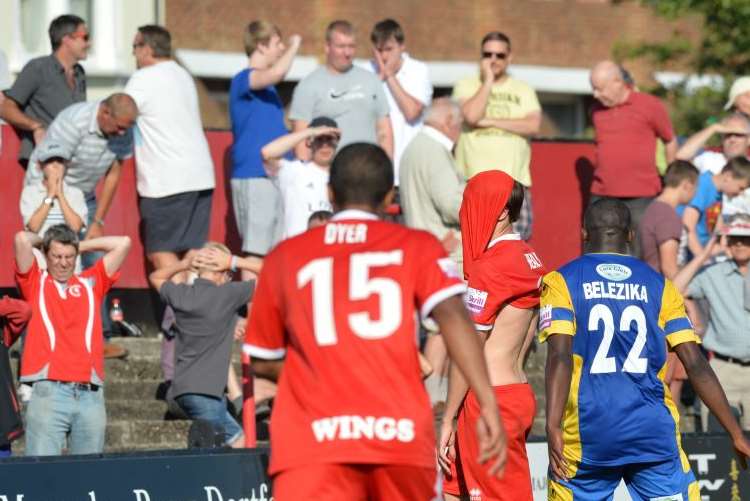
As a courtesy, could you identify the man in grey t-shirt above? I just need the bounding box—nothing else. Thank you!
[149,243,262,447]
[289,20,392,160]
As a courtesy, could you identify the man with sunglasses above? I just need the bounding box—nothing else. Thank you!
[675,215,750,431]
[677,113,750,224]
[261,117,339,239]
[452,31,541,241]
[1,15,89,168]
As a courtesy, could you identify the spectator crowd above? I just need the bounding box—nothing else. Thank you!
[0,12,749,464]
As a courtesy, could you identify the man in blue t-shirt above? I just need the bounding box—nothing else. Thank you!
[229,21,301,273]
[678,156,750,257]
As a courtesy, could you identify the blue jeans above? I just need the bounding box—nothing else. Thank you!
[25,380,106,456]
[176,393,243,446]
[82,193,111,334]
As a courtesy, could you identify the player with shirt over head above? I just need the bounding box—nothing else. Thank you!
[541,198,750,500]
[440,170,546,501]
[244,143,506,500]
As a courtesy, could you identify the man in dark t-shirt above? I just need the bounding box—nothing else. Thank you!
[1,15,88,166]
[149,243,262,447]
[639,161,698,278]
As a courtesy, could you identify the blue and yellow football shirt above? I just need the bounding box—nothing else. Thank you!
[539,253,700,468]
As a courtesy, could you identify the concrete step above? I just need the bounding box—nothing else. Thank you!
[105,380,162,401]
[105,419,192,449]
[106,399,170,420]
[111,336,164,359]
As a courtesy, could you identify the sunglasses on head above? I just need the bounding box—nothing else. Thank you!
[482,51,507,60]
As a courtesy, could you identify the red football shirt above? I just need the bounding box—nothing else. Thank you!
[464,234,546,331]
[591,91,675,198]
[245,210,465,475]
[15,259,118,384]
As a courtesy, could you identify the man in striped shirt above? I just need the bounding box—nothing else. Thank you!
[22,94,136,353]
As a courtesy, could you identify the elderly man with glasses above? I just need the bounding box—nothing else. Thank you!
[451,31,541,241]
[675,215,750,431]
[1,14,89,168]
[677,113,750,222]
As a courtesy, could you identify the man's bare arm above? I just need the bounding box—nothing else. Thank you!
[1,98,45,140]
[432,296,506,476]
[14,231,42,274]
[87,160,123,239]
[251,358,283,382]
[384,75,425,122]
[545,334,573,481]
[675,342,750,466]
[148,254,193,291]
[291,119,311,161]
[249,35,301,90]
[376,116,394,159]
[79,236,131,277]
[477,111,542,137]
[658,239,680,280]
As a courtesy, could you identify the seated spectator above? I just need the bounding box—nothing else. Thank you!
[639,160,698,278]
[675,215,750,431]
[307,210,333,229]
[676,113,750,221]
[0,296,31,457]
[680,157,750,256]
[261,117,339,239]
[20,161,86,235]
[149,243,262,448]
[14,225,131,456]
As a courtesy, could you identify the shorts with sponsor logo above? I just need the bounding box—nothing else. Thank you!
[444,383,535,501]
[139,189,212,254]
[548,455,699,501]
[273,463,437,501]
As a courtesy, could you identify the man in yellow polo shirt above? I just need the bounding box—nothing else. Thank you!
[452,31,541,239]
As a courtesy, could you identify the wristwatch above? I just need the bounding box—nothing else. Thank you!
[43,196,55,206]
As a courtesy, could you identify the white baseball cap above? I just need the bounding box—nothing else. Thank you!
[725,77,750,110]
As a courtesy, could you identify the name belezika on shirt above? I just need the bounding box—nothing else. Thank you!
[582,281,649,303]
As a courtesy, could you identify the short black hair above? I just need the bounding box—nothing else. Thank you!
[371,19,404,46]
[42,224,79,255]
[585,198,631,234]
[49,14,85,51]
[329,143,393,209]
[138,25,172,58]
[481,31,511,51]
[308,210,333,224]
[506,181,525,223]
[663,160,699,188]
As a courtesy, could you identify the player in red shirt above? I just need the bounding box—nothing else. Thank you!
[244,143,506,500]
[440,170,546,501]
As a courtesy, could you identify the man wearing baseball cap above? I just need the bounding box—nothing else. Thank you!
[726,76,750,116]
[675,213,750,431]
[261,116,340,239]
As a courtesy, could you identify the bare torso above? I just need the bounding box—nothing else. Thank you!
[482,304,538,386]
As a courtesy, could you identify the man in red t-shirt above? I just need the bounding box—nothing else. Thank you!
[14,224,131,455]
[440,170,546,501]
[589,60,677,242]
[244,143,506,500]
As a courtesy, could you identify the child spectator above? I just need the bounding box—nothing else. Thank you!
[680,156,750,256]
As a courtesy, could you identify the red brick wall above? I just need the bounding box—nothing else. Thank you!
[165,0,700,76]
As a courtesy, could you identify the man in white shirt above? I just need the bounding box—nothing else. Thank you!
[367,19,433,183]
[261,117,339,239]
[125,25,216,275]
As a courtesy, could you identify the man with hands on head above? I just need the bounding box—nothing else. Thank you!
[14,225,131,455]
[149,244,262,448]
